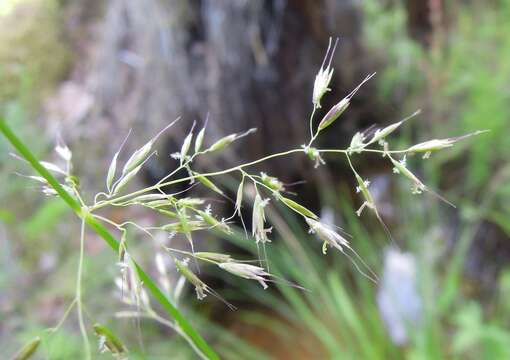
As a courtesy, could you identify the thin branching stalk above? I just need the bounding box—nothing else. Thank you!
[0,119,220,360]
[0,37,486,358]
[90,148,303,211]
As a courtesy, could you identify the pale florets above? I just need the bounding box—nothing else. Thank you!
[252,193,272,244]
[305,217,350,252]
[218,262,270,289]
[312,37,338,108]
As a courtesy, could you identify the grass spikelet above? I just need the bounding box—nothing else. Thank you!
[252,193,271,244]
[318,73,376,132]
[260,172,285,193]
[205,128,257,153]
[369,110,421,145]
[195,252,232,263]
[122,119,179,175]
[389,155,455,207]
[407,130,489,155]
[194,128,205,153]
[174,259,207,300]
[93,323,128,356]
[195,208,232,234]
[180,123,195,165]
[173,258,236,310]
[312,37,338,108]
[112,164,143,195]
[278,195,318,220]
[195,174,224,196]
[194,114,209,153]
[218,262,270,289]
[10,336,41,360]
[235,176,245,215]
[106,129,131,194]
[305,218,378,283]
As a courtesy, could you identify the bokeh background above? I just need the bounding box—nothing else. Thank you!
[1,0,510,358]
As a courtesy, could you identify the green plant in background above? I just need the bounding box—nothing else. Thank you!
[1,37,485,358]
[210,195,510,360]
[361,0,425,103]
[361,0,510,316]
[0,0,70,109]
[362,0,510,214]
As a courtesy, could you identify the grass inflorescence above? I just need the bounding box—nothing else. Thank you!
[1,37,487,359]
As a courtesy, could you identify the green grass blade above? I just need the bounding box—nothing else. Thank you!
[0,118,219,360]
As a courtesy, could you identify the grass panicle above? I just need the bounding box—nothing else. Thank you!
[0,38,487,359]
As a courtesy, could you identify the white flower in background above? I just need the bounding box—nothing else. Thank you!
[377,248,422,346]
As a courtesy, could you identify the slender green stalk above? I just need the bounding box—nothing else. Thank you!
[90,147,413,212]
[77,217,91,360]
[308,107,317,141]
[0,119,219,360]
[91,148,303,211]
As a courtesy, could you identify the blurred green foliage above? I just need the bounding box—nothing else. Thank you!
[440,0,510,190]
[0,0,70,109]
[214,194,510,359]
[363,0,510,195]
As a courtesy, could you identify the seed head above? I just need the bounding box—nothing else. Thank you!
[94,323,128,355]
[369,110,421,145]
[303,145,326,168]
[195,127,205,153]
[407,130,487,154]
[312,37,338,108]
[208,134,236,153]
[235,177,245,215]
[219,262,270,289]
[180,130,194,165]
[195,174,224,195]
[106,152,119,193]
[317,72,375,132]
[195,252,232,263]
[389,156,426,194]
[306,217,350,252]
[205,128,257,153]
[177,197,205,207]
[162,220,205,233]
[11,336,41,360]
[278,195,318,219]
[348,132,366,154]
[252,193,272,243]
[106,129,131,193]
[196,209,232,234]
[122,141,152,175]
[112,164,142,195]
[194,114,209,153]
[260,172,285,193]
[355,174,373,201]
[174,258,208,300]
[122,118,179,175]
[318,98,350,131]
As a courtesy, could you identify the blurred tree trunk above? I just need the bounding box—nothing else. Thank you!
[89,0,386,187]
